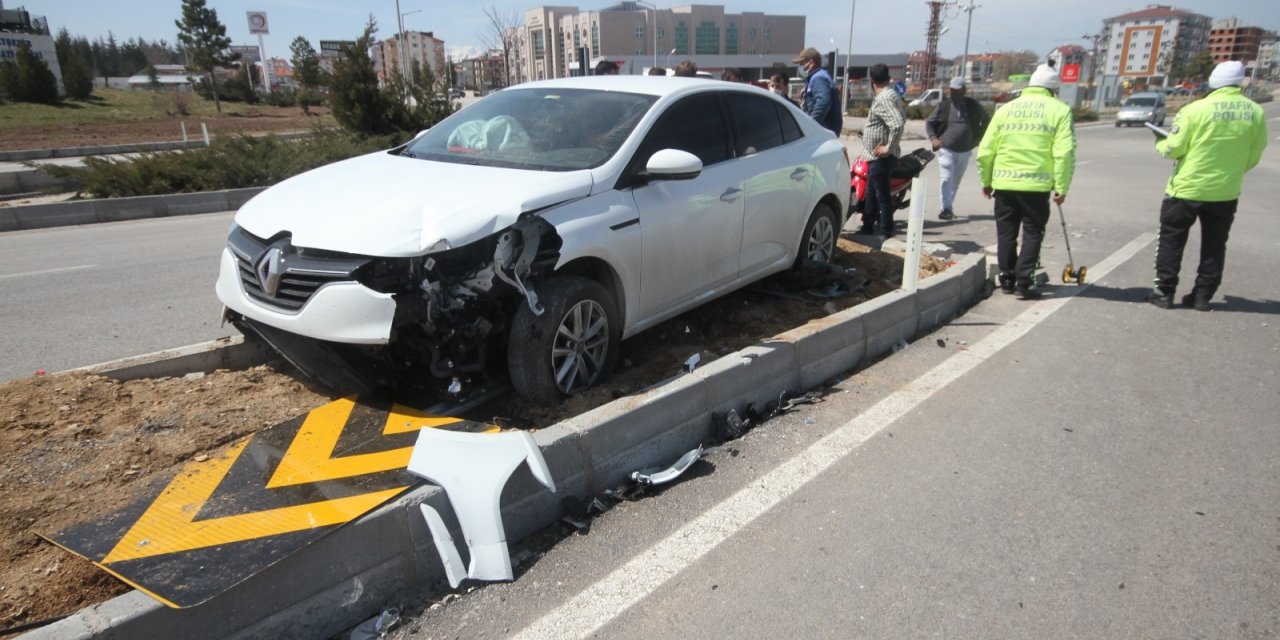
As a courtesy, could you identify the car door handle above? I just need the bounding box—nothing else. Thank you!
[720,187,742,203]
[790,167,809,181]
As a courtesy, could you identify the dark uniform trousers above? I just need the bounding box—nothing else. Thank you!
[993,190,1050,288]
[1154,196,1237,298]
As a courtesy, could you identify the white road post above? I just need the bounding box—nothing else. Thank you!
[180,121,188,142]
[901,176,927,292]
[201,122,210,147]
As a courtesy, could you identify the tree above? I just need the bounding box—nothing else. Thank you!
[329,19,395,134]
[480,5,522,87]
[55,28,94,100]
[0,43,60,103]
[992,50,1038,83]
[289,36,323,114]
[175,0,234,113]
[1184,49,1216,84]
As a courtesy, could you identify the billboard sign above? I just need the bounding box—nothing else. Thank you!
[319,40,354,58]
[247,11,269,35]
[0,33,63,94]
[1061,63,1081,84]
[230,45,261,63]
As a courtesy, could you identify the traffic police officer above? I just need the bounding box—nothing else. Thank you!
[1147,60,1268,311]
[977,64,1077,299]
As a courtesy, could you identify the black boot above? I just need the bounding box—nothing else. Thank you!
[1147,290,1174,309]
[1181,292,1210,311]
[998,273,1016,294]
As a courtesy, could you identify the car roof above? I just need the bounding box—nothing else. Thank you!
[503,75,763,99]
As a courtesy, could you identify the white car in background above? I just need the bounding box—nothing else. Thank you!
[216,76,850,404]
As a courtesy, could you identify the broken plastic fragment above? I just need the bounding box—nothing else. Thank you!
[630,445,704,486]
[349,607,400,640]
[407,429,556,588]
[447,377,464,396]
[419,503,466,588]
[683,353,700,372]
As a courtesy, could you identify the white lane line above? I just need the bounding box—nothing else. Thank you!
[513,232,1157,640]
[0,264,96,281]
[1077,159,1095,165]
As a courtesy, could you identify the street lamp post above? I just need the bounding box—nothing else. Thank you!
[635,1,660,70]
[399,8,422,87]
[666,47,676,70]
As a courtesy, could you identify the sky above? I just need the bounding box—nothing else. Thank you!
[11,0,1278,62]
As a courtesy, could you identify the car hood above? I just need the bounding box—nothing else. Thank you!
[1119,106,1154,113]
[234,151,594,257]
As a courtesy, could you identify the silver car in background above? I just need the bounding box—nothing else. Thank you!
[1115,91,1167,127]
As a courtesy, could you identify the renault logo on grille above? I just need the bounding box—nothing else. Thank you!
[255,247,283,297]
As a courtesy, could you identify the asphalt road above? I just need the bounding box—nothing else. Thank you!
[0,211,236,380]
[387,103,1280,638]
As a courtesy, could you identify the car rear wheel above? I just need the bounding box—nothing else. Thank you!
[794,203,839,269]
[508,276,620,405]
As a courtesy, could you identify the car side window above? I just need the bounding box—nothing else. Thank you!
[776,102,803,144]
[635,93,730,168]
[726,92,784,156]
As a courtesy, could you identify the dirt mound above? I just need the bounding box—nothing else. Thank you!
[0,240,948,629]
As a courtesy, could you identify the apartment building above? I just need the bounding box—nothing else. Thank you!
[518,3,804,80]
[1208,17,1269,64]
[372,31,448,85]
[1097,4,1210,102]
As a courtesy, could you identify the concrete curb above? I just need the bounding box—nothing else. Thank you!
[24,253,988,640]
[70,335,277,382]
[0,188,265,232]
[0,132,312,163]
[0,168,78,197]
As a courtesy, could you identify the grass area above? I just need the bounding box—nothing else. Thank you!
[0,88,335,150]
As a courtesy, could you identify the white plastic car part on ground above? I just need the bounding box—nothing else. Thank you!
[407,428,556,587]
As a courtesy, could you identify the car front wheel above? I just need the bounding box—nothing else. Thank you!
[794,202,839,268]
[508,276,620,405]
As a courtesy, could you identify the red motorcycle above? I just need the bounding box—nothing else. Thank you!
[849,148,936,214]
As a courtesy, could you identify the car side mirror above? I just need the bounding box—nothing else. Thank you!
[642,149,702,181]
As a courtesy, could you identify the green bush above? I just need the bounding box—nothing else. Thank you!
[1072,106,1099,122]
[260,88,297,108]
[0,43,59,104]
[904,105,931,120]
[36,127,398,198]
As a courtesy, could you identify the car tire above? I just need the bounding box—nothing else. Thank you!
[508,276,620,405]
[794,202,839,269]
[1114,122,1121,127]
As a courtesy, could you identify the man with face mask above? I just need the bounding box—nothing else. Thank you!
[792,47,842,136]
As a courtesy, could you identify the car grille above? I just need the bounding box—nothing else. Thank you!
[227,226,370,313]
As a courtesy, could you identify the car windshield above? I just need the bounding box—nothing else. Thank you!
[403,88,657,171]
[1125,97,1156,106]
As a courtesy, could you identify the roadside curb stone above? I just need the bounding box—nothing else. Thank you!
[24,253,988,640]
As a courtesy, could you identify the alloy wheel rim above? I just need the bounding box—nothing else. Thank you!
[807,215,835,263]
[550,299,609,394]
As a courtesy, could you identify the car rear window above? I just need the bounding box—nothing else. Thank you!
[404,88,657,171]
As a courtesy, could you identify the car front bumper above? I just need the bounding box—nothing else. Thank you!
[214,248,397,345]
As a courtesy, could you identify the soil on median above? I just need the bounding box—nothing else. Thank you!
[0,239,949,629]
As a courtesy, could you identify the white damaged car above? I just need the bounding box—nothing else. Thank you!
[216,76,850,404]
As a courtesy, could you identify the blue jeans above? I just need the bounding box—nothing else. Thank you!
[862,155,897,233]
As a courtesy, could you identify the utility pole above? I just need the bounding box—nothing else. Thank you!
[843,0,855,116]
[923,1,944,91]
[1082,30,1106,107]
[960,0,978,83]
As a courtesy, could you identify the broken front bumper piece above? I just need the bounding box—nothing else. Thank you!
[407,428,556,588]
[630,445,704,486]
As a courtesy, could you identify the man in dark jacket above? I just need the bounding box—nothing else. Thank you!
[792,47,843,136]
[926,77,990,220]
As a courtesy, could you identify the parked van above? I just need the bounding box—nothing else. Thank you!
[1115,92,1167,127]
[908,88,942,107]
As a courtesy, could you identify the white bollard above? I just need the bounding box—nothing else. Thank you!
[180,121,188,142]
[201,122,210,147]
[901,176,927,292]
